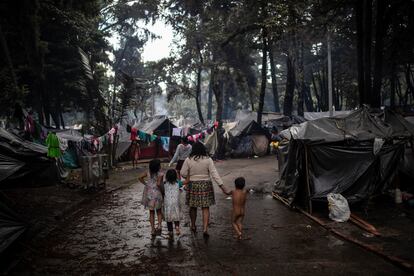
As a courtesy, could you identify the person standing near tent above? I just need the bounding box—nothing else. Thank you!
[181,142,227,238]
[169,137,192,176]
[130,140,140,168]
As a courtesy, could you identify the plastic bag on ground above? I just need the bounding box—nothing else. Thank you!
[327,193,350,222]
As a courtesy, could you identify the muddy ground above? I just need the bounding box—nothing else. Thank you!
[4,156,412,275]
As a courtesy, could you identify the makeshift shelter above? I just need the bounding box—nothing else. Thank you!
[0,200,26,253]
[0,128,65,185]
[273,108,414,211]
[117,118,177,160]
[137,118,177,159]
[226,119,270,157]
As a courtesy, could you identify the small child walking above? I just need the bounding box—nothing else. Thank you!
[227,177,248,240]
[139,159,164,237]
[163,169,181,239]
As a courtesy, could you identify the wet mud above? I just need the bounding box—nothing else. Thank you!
[11,156,408,275]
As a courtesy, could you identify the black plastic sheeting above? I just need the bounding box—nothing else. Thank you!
[0,128,66,185]
[0,201,26,253]
[274,107,414,207]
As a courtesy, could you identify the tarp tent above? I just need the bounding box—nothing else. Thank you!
[274,108,414,210]
[137,118,177,159]
[226,119,270,157]
[0,128,63,185]
[117,118,177,160]
[0,201,26,253]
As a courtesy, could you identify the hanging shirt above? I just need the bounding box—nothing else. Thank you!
[172,128,182,137]
[46,132,61,158]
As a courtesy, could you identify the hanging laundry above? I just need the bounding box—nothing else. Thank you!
[183,127,190,137]
[46,132,61,158]
[150,134,157,142]
[130,127,138,141]
[108,128,116,144]
[172,128,182,137]
[138,130,147,141]
[57,136,68,152]
[160,137,170,152]
[24,114,35,134]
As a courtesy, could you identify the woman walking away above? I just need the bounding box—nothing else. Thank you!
[139,159,164,237]
[169,137,192,177]
[181,142,227,238]
[164,169,182,239]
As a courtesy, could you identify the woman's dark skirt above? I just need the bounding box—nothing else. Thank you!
[186,180,215,208]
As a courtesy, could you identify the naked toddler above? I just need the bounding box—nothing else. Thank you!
[227,177,248,240]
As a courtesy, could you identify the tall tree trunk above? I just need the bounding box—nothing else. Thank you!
[212,67,223,124]
[297,42,305,117]
[0,24,19,92]
[312,71,321,111]
[372,0,385,107]
[257,26,268,125]
[356,0,365,106]
[195,65,205,124]
[268,38,280,112]
[283,54,295,116]
[363,0,373,105]
[390,61,396,108]
[195,43,205,124]
[406,64,414,104]
[207,73,213,120]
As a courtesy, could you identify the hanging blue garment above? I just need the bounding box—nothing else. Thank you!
[160,137,170,152]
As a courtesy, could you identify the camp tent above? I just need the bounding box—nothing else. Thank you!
[137,118,177,159]
[273,108,414,211]
[117,118,177,160]
[0,128,64,185]
[226,119,270,157]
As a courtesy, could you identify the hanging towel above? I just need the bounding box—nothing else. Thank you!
[172,128,182,137]
[160,137,170,152]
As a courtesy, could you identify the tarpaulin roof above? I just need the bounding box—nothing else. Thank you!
[274,107,414,207]
[228,119,268,137]
[0,201,26,253]
[304,110,352,121]
[55,129,84,142]
[136,118,177,135]
[288,108,398,144]
[0,128,63,185]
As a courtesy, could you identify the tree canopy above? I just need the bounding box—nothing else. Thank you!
[0,0,413,133]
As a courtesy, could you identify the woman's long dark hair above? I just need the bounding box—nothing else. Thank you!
[190,142,208,160]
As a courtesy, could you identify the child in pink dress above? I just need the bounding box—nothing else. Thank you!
[139,159,164,236]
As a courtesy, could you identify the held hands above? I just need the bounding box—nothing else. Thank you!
[220,185,230,195]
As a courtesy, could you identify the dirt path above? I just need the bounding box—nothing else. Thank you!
[11,156,407,275]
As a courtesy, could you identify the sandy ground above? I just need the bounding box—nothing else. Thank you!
[7,156,410,275]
